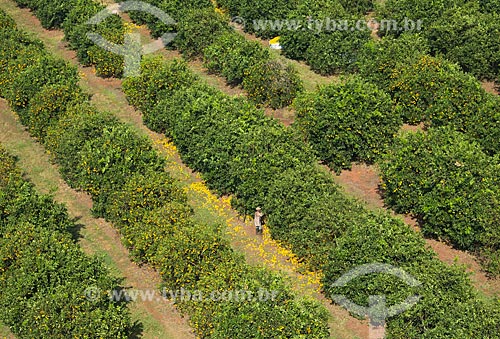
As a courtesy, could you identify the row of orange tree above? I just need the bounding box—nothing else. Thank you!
[215,0,373,75]
[0,9,331,338]
[379,0,500,81]
[360,34,500,273]
[130,0,303,108]
[0,145,132,338]
[15,0,126,77]
[124,0,500,82]
[292,29,500,274]
[58,0,500,274]
[0,15,132,334]
[0,146,133,339]
[15,0,303,108]
[144,0,500,84]
[369,7,500,270]
[216,0,500,82]
[122,53,500,338]
[60,0,498,84]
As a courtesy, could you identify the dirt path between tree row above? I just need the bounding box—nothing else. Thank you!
[0,325,15,339]
[0,2,368,338]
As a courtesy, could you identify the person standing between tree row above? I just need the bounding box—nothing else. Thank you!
[254,207,264,235]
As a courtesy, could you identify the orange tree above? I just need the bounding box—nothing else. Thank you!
[280,0,370,75]
[0,7,16,28]
[13,0,126,77]
[0,144,132,338]
[27,83,88,141]
[175,8,232,58]
[379,126,500,275]
[389,55,486,125]
[293,76,401,172]
[463,94,500,156]
[204,31,270,85]
[242,59,303,108]
[356,33,430,91]
[174,8,303,108]
[425,4,500,80]
[72,124,164,216]
[0,33,45,98]
[4,55,79,125]
[64,0,126,77]
[44,105,164,216]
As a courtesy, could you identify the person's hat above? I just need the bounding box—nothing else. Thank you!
[256,207,261,211]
